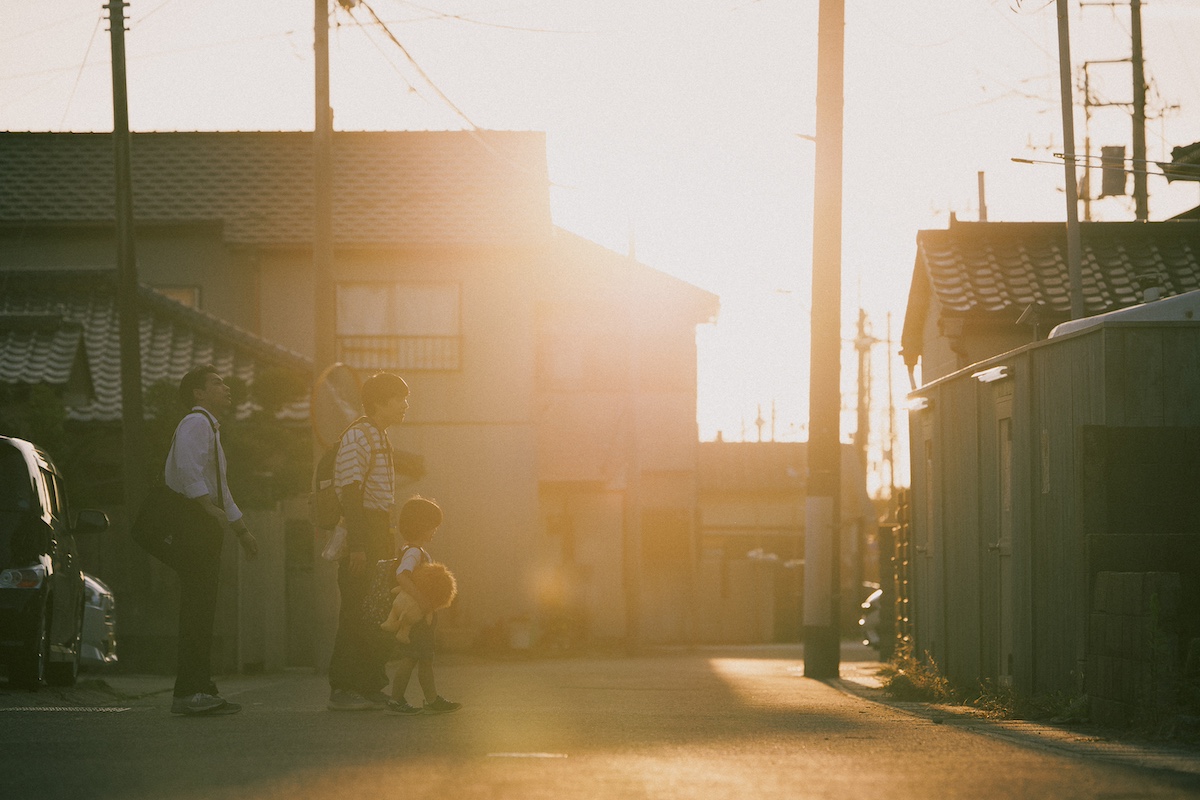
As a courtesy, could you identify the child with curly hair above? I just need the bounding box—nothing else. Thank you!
[386,496,461,715]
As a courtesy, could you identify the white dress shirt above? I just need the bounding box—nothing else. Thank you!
[164,407,243,524]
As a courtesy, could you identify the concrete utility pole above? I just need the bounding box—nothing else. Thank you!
[314,0,337,373]
[1131,0,1148,220]
[1055,0,1086,320]
[106,0,146,513]
[853,309,874,484]
[804,0,845,679]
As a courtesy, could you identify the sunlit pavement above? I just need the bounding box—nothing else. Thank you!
[3,643,1200,799]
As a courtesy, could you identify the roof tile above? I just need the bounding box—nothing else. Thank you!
[0,272,310,423]
[0,131,551,246]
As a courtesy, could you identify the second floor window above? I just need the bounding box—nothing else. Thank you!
[336,283,461,371]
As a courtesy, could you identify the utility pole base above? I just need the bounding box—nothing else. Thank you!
[803,626,840,679]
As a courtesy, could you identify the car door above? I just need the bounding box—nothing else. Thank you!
[40,466,81,653]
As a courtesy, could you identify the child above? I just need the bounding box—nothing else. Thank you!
[387,496,462,715]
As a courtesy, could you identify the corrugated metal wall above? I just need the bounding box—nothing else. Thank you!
[908,322,1200,695]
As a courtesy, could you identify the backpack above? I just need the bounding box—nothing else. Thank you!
[362,545,429,627]
[308,417,378,531]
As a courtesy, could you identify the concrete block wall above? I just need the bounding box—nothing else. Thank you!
[1087,571,1180,726]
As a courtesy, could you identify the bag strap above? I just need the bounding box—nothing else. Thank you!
[341,416,392,492]
[165,410,224,509]
[398,543,428,567]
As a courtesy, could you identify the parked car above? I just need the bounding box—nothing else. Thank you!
[81,573,117,668]
[0,436,108,688]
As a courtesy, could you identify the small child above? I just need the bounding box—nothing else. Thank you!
[387,495,461,715]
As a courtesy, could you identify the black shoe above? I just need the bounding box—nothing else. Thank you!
[387,699,422,715]
[423,696,461,714]
[207,699,242,715]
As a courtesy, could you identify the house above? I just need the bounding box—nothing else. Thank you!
[900,217,1200,386]
[695,441,876,643]
[900,210,1200,719]
[0,130,718,659]
[0,269,311,671]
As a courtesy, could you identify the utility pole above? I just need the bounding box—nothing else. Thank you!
[977,172,988,222]
[622,271,642,655]
[1055,0,1085,319]
[1131,0,1148,220]
[106,0,146,514]
[884,313,897,513]
[804,0,844,679]
[314,0,337,374]
[853,309,874,485]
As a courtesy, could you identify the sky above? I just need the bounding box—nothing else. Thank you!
[3,0,1200,495]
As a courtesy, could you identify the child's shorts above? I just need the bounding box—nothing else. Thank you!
[391,615,435,661]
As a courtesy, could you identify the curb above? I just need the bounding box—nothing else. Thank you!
[832,670,1200,778]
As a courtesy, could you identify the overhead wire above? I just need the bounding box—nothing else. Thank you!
[352,0,480,129]
[59,11,104,129]
[344,1,568,189]
[394,0,580,33]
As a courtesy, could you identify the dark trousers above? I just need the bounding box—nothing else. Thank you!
[173,512,224,698]
[328,510,391,695]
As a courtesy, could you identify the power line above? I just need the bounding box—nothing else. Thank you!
[60,13,104,128]
[351,0,480,129]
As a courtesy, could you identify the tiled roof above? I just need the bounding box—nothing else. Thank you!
[0,271,311,423]
[902,220,1200,359]
[0,131,551,246]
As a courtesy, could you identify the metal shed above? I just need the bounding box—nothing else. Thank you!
[907,300,1200,697]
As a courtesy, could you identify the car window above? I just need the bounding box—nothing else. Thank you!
[0,444,34,512]
[39,469,59,520]
[46,471,70,523]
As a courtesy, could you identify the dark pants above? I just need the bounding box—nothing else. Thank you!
[328,510,391,695]
[173,511,224,698]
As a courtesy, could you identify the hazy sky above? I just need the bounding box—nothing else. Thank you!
[4,0,1200,492]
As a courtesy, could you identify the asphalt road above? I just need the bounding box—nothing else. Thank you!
[4,645,1200,799]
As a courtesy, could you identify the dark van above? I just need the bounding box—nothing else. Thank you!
[0,436,108,688]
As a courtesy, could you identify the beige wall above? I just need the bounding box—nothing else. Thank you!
[253,240,709,651]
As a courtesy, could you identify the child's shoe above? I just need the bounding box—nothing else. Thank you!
[387,699,422,715]
[423,695,462,714]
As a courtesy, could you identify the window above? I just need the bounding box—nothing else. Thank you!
[336,283,461,371]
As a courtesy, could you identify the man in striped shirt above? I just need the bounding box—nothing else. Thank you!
[327,372,410,711]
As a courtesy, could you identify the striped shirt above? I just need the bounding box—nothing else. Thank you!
[334,419,394,511]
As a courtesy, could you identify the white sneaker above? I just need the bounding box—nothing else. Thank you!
[170,692,226,715]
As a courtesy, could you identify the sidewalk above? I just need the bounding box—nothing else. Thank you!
[837,659,1200,779]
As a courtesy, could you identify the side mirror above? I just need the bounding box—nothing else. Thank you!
[74,509,110,534]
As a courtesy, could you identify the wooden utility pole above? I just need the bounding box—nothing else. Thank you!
[1055,0,1085,320]
[803,0,844,679]
[314,0,337,373]
[106,0,146,513]
[1131,0,1148,220]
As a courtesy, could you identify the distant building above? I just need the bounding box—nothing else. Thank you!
[695,441,875,643]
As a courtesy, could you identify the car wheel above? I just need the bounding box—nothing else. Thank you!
[11,606,49,689]
[46,601,82,687]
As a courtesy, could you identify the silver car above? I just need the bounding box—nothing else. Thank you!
[81,574,117,668]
